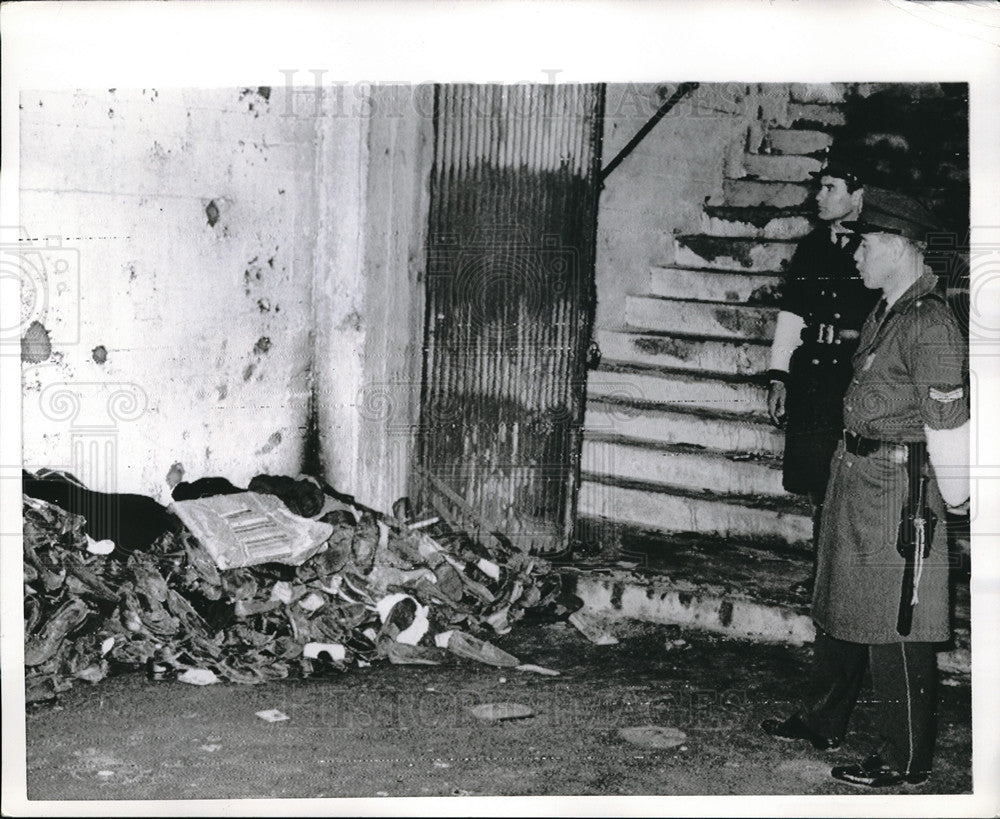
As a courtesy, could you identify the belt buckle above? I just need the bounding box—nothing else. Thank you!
[816,323,835,345]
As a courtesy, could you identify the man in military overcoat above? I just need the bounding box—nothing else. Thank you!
[762,188,970,788]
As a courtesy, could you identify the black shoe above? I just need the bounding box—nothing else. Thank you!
[761,714,842,750]
[831,753,929,788]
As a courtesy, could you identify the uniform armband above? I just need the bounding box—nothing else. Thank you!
[925,421,970,508]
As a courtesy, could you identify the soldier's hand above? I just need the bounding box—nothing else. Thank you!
[767,381,787,427]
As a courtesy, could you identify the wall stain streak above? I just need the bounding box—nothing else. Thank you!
[255,430,283,455]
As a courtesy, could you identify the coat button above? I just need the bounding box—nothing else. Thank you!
[811,359,820,365]
[833,312,841,319]
[832,359,838,364]
[834,338,841,345]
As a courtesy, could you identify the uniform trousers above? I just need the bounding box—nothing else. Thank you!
[799,629,937,776]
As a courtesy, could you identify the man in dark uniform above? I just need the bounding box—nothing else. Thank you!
[761,188,970,788]
[767,158,880,546]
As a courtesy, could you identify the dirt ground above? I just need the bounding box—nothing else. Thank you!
[18,617,972,804]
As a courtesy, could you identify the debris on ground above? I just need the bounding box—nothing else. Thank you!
[514,664,560,677]
[443,630,521,667]
[468,702,535,722]
[567,608,620,645]
[22,470,580,702]
[22,495,119,703]
[254,709,290,723]
[617,725,687,749]
[68,747,148,785]
[176,668,220,686]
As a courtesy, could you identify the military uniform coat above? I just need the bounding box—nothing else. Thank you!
[780,228,879,495]
[812,272,968,644]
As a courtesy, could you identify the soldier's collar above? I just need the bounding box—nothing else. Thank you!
[887,272,941,314]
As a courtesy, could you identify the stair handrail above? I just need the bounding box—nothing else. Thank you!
[599,82,700,183]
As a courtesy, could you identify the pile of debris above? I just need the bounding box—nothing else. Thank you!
[24,495,121,703]
[22,472,577,703]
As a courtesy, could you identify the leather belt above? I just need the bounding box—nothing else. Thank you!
[844,431,882,456]
[800,325,861,345]
[801,323,838,345]
[843,430,906,458]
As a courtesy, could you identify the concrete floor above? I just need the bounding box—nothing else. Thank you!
[18,618,972,806]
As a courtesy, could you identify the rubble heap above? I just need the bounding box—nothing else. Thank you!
[22,482,574,704]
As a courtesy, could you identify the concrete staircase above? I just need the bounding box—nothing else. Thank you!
[579,85,849,550]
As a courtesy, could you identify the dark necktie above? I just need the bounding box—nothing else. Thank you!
[873,298,888,322]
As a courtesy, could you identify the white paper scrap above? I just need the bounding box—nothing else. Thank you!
[476,558,500,580]
[303,642,346,662]
[86,536,116,555]
[177,668,220,686]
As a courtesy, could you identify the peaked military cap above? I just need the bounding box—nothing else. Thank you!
[843,186,941,242]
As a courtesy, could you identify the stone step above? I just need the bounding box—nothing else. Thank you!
[582,434,785,497]
[587,363,767,418]
[763,129,834,156]
[625,295,777,341]
[577,475,812,545]
[789,83,848,104]
[788,102,846,129]
[594,327,769,375]
[584,395,784,454]
[741,153,823,182]
[700,205,814,240]
[564,566,814,644]
[649,266,782,305]
[721,179,813,208]
[673,236,797,273]
[563,541,968,666]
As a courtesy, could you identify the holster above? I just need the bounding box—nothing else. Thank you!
[896,440,937,636]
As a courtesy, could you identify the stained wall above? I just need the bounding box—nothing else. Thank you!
[19,85,431,510]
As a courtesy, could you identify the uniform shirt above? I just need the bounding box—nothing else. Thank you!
[780,227,877,350]
[843,271,968,441]
[773,228,879,496]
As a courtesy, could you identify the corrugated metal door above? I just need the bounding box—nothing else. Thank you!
[417,84,604,554]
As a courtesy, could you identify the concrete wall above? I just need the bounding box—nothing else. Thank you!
[20,85,432,510]
[593,83,793,331]
[312,86,434,509]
